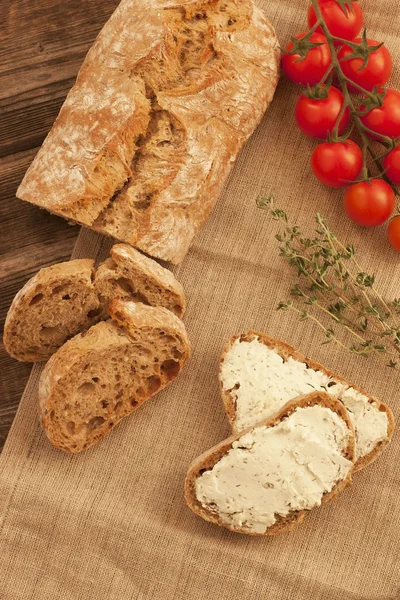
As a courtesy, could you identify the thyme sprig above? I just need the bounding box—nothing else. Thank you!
[257,195,400,367]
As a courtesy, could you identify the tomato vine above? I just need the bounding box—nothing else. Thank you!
[282,0,400,249]
[310,0,397,182]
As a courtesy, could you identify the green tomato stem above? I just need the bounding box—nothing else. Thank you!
[310,0,398,191]
[307,18,323,36]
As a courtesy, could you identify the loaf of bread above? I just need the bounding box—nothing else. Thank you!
[39,299,190,453]
[4,244,185,362]
[16,0,280,264]
[185,392,355,535]
[219,332,395,471]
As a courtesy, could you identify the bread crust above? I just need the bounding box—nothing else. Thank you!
[95,244,186,317]
[16,0,280,264]
[4,245,187,362]
[185,392,355,536]
[39,300,191,453]
[108,297,189,340]
[219,331,395,472]
[3,259,99,362]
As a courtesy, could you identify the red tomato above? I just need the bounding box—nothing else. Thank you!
[308,0,363,41]
[295,86,350,138]
[338,39,392,92]
[311,140,363,187]
[360,88,400,139]
[383,145,400,185]
[388,215,400,251]
[282,32,332,86]
[344,179,395,226]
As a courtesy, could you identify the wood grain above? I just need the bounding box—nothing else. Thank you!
[0,0,120,450]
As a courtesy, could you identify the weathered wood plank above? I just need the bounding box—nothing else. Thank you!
[0,0,120,450]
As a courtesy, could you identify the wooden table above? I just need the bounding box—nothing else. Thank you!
[0,0,120,450]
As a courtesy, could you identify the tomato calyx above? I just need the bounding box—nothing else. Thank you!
[356,88,386,116]
[337,166,370,186]
[282,30,325,61]
[304,82,331,100]
[339,30,384,70]
[334,0,359,15]
[353,173,375,186]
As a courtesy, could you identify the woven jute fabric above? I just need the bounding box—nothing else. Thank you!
[1,1,399,598]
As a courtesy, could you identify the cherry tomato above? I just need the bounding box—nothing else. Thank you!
[388,216,400,251]
[282,32,332,86]
[383,145,400,185]
[295,86,350,138]
[308,0,363,41]
[344,179,395,226]
[338,39,392,92]
[311,140,363,187]
[360,88,400,139]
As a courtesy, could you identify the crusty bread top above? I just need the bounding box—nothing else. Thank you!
[95,244,186,317]
[108,297,189,345]
[17,0,280,263]
[185,392,355,536]
[219,331,395,472]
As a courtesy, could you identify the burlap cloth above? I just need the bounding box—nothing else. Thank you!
[1,1,399,598]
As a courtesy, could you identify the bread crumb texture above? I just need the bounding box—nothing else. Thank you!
[4,245,186,362]
[3,260,101,362]
[39,302,190,453]
[94,244,186,317]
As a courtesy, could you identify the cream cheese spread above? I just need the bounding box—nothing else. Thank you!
[340,387,388,460]
[220,338,389,460]
[195,406,353,534]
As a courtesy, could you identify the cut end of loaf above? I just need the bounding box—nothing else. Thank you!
[39,302,190,453]
[185,392,355,536]
[3,259,101,362]
[4,244,187,364]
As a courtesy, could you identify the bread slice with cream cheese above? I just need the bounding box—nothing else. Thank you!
[185,392,355,535]
[219,332,395,471]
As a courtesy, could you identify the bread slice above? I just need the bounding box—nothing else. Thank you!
[3,259,101,362]
[219,332,395,472]
[4,245,186,363]
[185,392,355,536]
[39,299,190,453]
[94,244,186,318]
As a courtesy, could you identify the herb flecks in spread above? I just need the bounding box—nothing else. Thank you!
[220,335,389,461]
[195,405,353,534]
[257,196,400,368]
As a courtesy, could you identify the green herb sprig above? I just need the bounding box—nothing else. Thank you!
[257,195,400,368]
